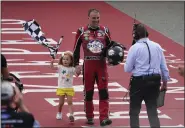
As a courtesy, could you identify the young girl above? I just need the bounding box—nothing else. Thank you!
[50,51,81,122]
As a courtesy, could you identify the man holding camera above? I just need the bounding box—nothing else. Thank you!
[124,23,170,128]
[1,80,40,127]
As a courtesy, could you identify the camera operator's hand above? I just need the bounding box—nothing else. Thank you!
[13,86,29,113]
[12,85,21,99]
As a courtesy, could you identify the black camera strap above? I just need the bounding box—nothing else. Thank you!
[143,41,151,72]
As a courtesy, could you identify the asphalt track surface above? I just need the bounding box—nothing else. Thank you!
[1,1,184,127]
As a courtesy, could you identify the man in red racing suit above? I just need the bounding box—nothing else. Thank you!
[73,9,113,126]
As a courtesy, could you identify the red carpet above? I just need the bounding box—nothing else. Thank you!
[1,1,184,127]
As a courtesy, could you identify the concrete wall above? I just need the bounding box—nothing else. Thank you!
[106,1,184,46]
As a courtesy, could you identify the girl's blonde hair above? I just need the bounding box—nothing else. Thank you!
[58,51,74,67]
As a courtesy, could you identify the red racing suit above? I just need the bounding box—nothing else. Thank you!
[73,25,112,122]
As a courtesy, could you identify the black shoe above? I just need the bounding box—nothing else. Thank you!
[100,118,112,126]
[86,118,94,125]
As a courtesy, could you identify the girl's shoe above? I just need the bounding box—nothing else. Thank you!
[56,112,62,120]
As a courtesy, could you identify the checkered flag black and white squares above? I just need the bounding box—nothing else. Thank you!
[22,19,51,47]
[22,19,64,59]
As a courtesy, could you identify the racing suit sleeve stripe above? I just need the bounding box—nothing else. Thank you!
[104,27,112,47]
[105,27,119,49]
[73,28,83,67]
[100,27,112,58]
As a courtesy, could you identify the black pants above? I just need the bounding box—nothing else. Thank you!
[129,76,161,128]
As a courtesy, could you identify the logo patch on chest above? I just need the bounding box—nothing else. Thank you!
[87,40,104,53]
[97,30,105,37]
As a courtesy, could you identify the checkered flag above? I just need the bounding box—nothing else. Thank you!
[48,37,63,59]
[22,19,63,59]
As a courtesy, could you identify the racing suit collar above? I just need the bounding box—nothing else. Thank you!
[88,24,100,31]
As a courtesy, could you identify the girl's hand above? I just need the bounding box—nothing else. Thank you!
[50,59,58,70]
[51,59,55,63]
